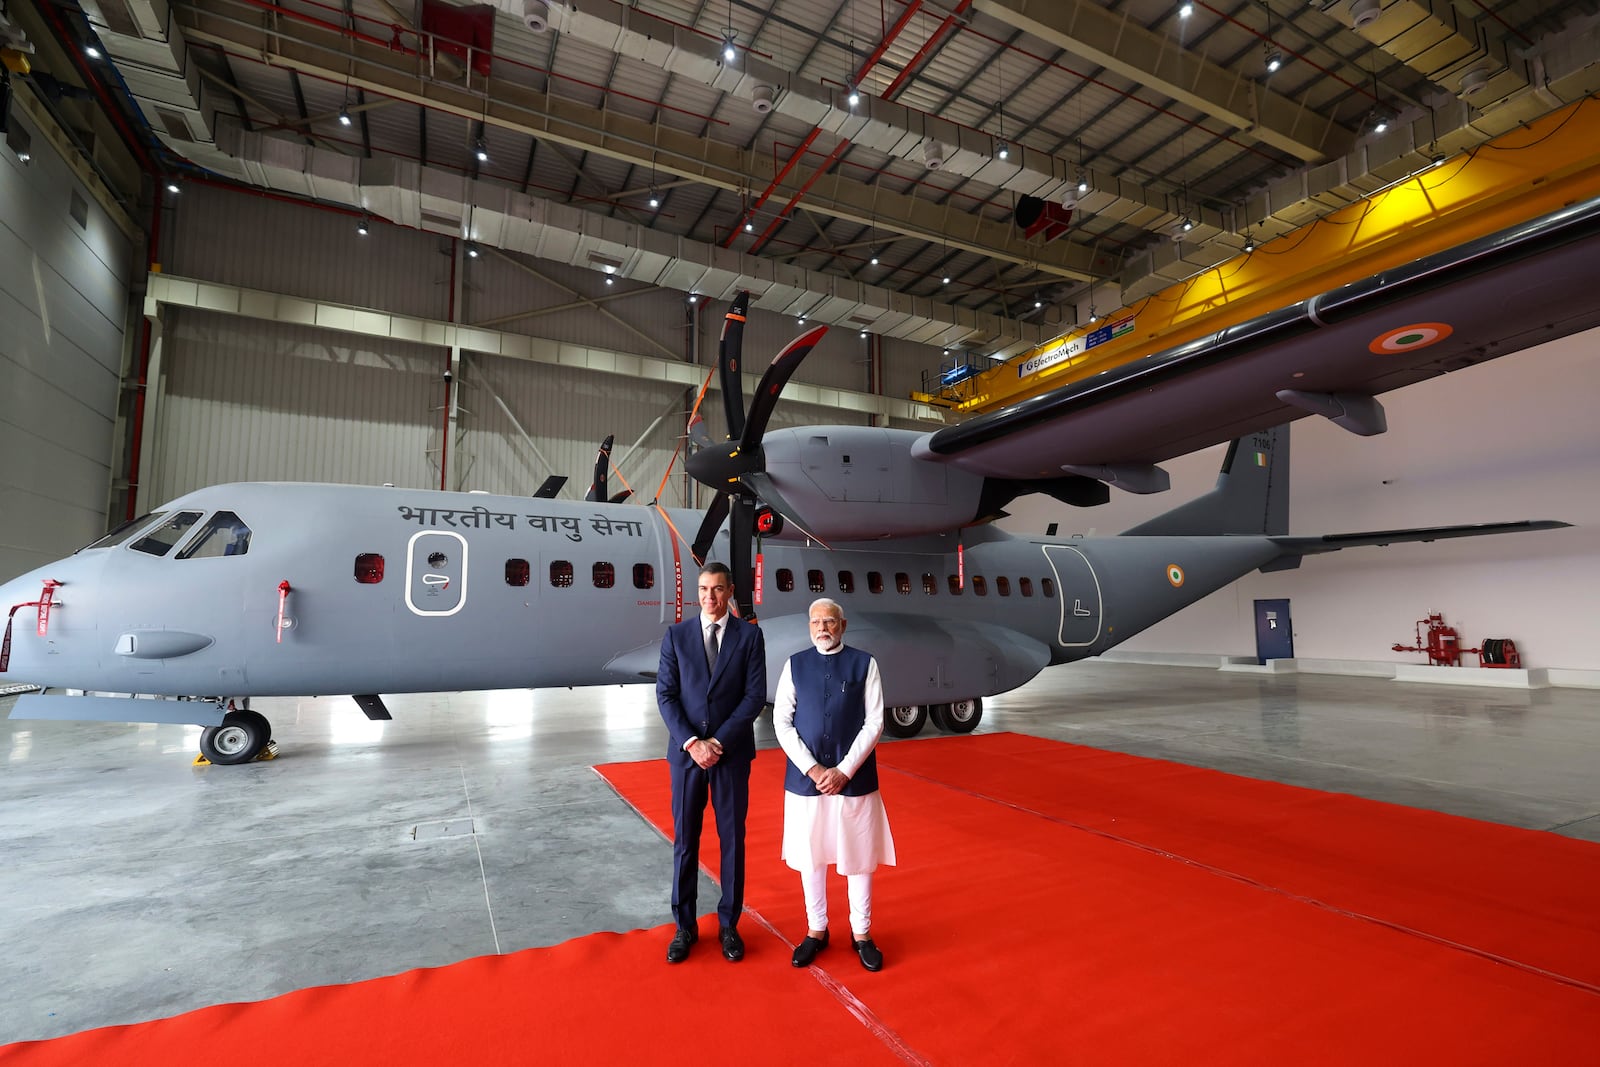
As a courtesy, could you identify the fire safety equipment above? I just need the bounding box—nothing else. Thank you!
[1391,612,1521,668]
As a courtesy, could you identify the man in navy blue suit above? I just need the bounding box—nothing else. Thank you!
[656,562,768,964]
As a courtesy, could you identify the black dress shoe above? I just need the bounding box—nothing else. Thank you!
[666,927,697,964]
[791,931,829,968]
[719,925,745,962]
[853,937,884,972]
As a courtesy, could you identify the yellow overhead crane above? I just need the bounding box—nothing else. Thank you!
[920,94,1600,416]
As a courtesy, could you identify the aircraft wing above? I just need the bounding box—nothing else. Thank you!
[914,195,1600,481]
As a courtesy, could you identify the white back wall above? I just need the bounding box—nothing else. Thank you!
[997,332,1600,669]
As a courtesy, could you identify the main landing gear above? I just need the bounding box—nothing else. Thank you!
[883,698,983,739]
[197,700,276,765]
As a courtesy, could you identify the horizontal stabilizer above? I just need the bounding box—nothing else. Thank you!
[1271,520,1570,558]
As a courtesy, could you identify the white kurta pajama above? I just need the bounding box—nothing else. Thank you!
[773,650,897,876]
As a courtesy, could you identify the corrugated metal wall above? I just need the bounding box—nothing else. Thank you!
[150,309,442,501]
[150,184,941,513]
[165,185,450,319]
[0,109,134,581]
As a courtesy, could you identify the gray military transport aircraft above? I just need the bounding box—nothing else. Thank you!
[5,192,1595,765]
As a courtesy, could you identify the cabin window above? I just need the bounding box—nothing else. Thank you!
[777,568,795,593]
[593,562,616,589]
[428,551,449,568]
[996,576,1011,597]
[1019,577,1033,597]
[1041,577,1056,598]
[808,569,825,593]
[837,571,855,594]
[868,571,884,594]
[895,572,911,595]
[130,511,203,557]
[549,561,574,588]
[633,563,654,589]
[354,553,385,584]
[84,512,163,551]
[505,559,530,587]
[972,576,988,596]
[947,574,963,595]
[177,511,252,559]
[922,573,937,595]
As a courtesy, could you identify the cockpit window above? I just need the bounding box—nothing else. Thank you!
[177,511,253,559]
[129,511,204,557]
[82,513,165,551]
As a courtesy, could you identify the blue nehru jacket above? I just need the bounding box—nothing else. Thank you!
[783,645,881,797]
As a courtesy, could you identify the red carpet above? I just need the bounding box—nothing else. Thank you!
[6,733,1599,1064]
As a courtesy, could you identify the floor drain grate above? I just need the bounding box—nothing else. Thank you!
[411,818,477,841]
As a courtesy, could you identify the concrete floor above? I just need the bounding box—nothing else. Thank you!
[2,663,1598,1045]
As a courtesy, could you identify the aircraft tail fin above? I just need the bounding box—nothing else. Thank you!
[1123,426,1288,537]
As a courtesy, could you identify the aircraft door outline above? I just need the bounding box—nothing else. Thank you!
[405,531,468,617]
[1041,544,1103,648]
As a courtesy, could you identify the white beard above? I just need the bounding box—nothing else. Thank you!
[811,634,841,653]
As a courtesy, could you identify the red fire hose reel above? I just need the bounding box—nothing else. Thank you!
[1391,611,1521,668]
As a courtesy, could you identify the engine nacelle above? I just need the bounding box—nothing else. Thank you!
[760,427,985,541]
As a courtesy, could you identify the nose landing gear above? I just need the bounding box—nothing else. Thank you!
[196,701,276,765]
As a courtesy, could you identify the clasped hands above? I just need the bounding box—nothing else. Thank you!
[808,765,849,796]
[687,738,722,769]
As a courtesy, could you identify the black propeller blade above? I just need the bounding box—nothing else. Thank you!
[684,292,829,617]
[718,292,749,443]
[584,435,615,503]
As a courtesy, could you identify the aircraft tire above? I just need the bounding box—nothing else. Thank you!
[200,709,272,765]
[941,698,983,734]
[884,705,927,738]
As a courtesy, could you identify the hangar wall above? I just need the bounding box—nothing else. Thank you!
[999,330,1600,671]
[147,185,941,511]
[0,107,134,579]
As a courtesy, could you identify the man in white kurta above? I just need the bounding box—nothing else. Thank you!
[773,598,896,971]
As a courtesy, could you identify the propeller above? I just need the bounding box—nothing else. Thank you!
[685,292,829,618]
[584,435,615,503]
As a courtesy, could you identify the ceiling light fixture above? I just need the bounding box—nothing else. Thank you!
[1264,48,1282,73]
[1077,171,1089,195]
[1088,307,1099,324]
[722,32,737,63]
[605,276,614,285]
[847,84,860,108]
[1034,300,1043,309]
[1179,2,1193,16]
[1371,112,1389,134]
[475,137,489,163]
[338,106,352,127]
[85,44,101,59]
[356,216,369,236]
[1243,232,1256,253]
[997,139,1009,161]
[166,180,180,194]
[688,294,699,304]
[870,253,880,265]
[649,189,660,209]
[465,242,480,258]
[942,275,951,285]
[1181,216,1193,232]
[744,220,754,232]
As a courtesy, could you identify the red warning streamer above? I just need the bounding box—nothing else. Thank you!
[276,580,292,644]
[2,580,62,673]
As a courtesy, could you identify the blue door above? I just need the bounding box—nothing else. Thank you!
[1254,599,1294,663]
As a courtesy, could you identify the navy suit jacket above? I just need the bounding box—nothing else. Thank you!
[656,615,767,763]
